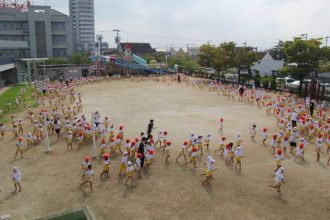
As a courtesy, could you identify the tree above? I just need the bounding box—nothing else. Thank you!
[68,53,92,65]
[198,44,215,68]
[46,57,68,65]
[270,40,286,60]
[168,55,198,73]
[283,37,326,95]
[234,46,257,84]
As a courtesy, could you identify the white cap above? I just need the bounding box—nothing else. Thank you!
[128,161,132,166]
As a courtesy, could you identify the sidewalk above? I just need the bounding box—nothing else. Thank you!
[0,86,10,95]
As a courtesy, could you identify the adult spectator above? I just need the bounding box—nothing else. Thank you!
[310,100,315,117]
[138,137,147,167]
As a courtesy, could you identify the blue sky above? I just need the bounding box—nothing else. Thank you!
[34,0,330,50]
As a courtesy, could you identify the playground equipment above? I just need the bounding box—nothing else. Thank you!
[90,54,164,74]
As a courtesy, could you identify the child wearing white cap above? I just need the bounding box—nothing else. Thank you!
[119,151,128,176]
[125,161,135,186]
[12,167,22,192]
[202,158,217,186]
[269,167,284,193]
[234,145,243,169]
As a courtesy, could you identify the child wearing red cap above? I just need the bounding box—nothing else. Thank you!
[176,141,188,163]
[114,134,123,154]
[164,141,171,162]
[218,118,224,133]
[215,136,226,155]
[15,137,24,159]
[125,139,131,156]
[81,157,91,181]
[135,153,142,178]
[130,141,137,160]
[100,154,111,179]
[81,164,94,192]
[275,149,284,171]
[186,147,198,168]
[99,138,107,158]
[261,128,268,145]
[294,144,305,162]
[161,131,168,150]
[283,135,289,154]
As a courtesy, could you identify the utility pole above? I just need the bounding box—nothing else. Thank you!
[113,29,121,52]
[243,42,247,48]
[301,33,308,40]
[325,36,330,47]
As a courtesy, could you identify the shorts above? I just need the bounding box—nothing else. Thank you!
[55,128,60,134]
[290,142,296,147]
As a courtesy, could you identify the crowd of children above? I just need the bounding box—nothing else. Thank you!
[0,74,329,194]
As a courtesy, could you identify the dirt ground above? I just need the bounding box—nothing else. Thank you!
[0,80,329,220]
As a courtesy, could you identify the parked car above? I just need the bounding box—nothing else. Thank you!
[287,80,300,89]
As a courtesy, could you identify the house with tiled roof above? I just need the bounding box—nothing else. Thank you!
[119,43,155,56]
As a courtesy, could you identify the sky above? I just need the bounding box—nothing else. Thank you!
[34,0,330,51]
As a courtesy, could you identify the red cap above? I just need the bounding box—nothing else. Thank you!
[137,153,143,158]
[263,128,268,132]
[126,139,130,143]
[166,141,171,145]
[135,137,139,142]
[164,131,168,135]
[192,147,198,152]
[277,149,282,155]
[119,125,124,130]
[110,138,115,142]
[220,118,224,122]
[226,144,230,149]
[183,141,188,145]
[101,139,106,144]
[102,153,110,159]
[131,141,136,146]
[221,137,226,141]
[309,125,314,129]
[284,136,289,141]
[85,157,91,162]
[149,150,155,155]
[116,134,121,139]
[318,134,323,138]
[18,137,23,141]
[299,143,304,149]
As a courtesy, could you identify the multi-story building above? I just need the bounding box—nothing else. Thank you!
[70,0,95,52]
[0,5,73,58]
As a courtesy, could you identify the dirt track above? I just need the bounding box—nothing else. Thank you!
[0,80,329,220]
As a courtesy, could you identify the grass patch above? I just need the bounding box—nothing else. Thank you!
[0,84,36,123]
[45,210,88,220]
